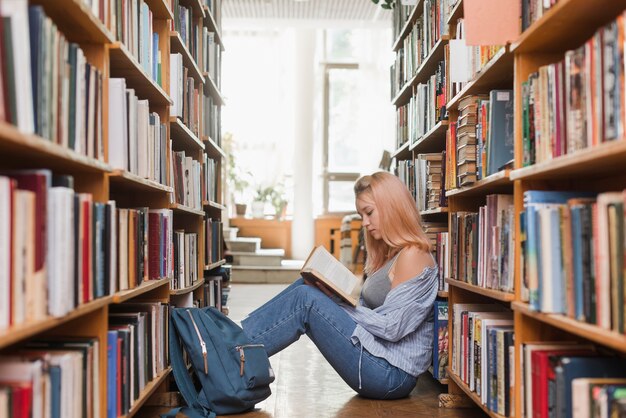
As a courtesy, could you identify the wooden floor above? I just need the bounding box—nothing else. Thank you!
[226,284,487,418]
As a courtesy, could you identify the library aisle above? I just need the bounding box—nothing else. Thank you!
[227,284,487,418]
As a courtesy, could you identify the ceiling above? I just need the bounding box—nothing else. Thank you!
[222,0,391,26]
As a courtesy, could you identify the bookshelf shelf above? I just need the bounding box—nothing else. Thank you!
[392,36,450,107]
[204,200,226,211]
[170,117,206,151]
[421,207,449,216]
[203,72,226,105]
[145,0,175,19]
[0,296,111,350]
[170,279,205,295]
[446,368,507,418]
[203,137,227,159]
[446,47,513,111]
[170,32,205,85]
[170,203,206,217]
[109,170,173,194]
[511,0,626,53]
[410,120,449,153]
[392,141,411,160]
[109,43,172,106]
[437,290,448,298]
[179,0,206,18]
[0,122,112,173]
[509,140,626,181]
[391,0,425,51]
[112,278,172,304]
[33,0,114,43]
[512,302,626,354]
[447,0,463,25]
[123,367,172,418]
[205,259,227,271]
[203,6,225,51]
[445,278,514,302]
[445,170,512,198]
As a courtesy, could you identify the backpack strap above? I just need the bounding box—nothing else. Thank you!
[163,314,216,418]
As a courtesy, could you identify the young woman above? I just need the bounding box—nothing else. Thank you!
[241,171,439,399]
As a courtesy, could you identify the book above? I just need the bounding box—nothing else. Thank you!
[300,246,359,307]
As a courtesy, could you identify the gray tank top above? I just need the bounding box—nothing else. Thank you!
[360,252,401,309]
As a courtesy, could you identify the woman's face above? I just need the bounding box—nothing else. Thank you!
[356,194,381,240]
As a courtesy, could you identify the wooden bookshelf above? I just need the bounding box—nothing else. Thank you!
[204,200,226,211]
[392,36,450,107]
[179,0,206,18]
[391,0,425,51]
[421,207,449,216]
[446,0,463,25]
[446,368,507,418]
[170,279,205,295]
[510,139,626,181]
[205,260,227,271]
[169,117,206,151]
[445,279,514,302]
[203,6,225,50]
[123,367,173,418]
[511,0,626,53]
[32,0,114,43]
[392,141,411,160]
[0,122,112,174]
[111,278,172,304]
[446,47,513,111]
[145,0,175,20]
[0,297,111,350]
[170,202,206,217]
[170,31,205,85]
[410,120,449,153]
[109,170,173,193]
[445,170,512,198]
[203,72,226,106]
[512,302,626,354]
[203,137,227,159]
[109,42,173,106]
[437,290,449,298]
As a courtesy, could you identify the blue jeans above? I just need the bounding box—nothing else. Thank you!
[241,278,417,399]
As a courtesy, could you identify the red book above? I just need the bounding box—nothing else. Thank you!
[531,349,595,418]
[12,383,33,418]
[81,195,93,303]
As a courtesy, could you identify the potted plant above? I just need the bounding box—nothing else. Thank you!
[224,133,252,216]
[251,185,273,218]
[269,182,288,220]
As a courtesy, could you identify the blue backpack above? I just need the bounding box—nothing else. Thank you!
[163,307,275,418]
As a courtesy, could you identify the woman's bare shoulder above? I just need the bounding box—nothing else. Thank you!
[392,246,435,286]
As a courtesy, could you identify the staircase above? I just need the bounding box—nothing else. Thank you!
[225,227,303,284]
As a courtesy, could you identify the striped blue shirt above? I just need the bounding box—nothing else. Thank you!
[340,263,439,377]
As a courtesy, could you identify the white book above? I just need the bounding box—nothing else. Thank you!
[170,53,183,117]
[108,78,128,170]
[127,89,138,174]
[0,0,34,133]
[136,99,150,178]
[48,187,74,317]
[12,190,35,325]
[75,49,86,154]
[0,178,11,330]
[300,246,360,306]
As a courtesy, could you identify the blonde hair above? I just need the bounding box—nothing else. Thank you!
[354,171,431,274]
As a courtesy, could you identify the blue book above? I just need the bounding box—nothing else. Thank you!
[94,203,105,298]
[524,191,596,311]
[487,90,514,176]
[49,365,61,418]
[152,32,159,83]
[570,205,585,321]
[548,206,565,313]
[107,330,118,418]
[555,356,626,418]
[432,301,448,380]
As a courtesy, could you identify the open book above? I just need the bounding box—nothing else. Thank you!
[300,246,359,307]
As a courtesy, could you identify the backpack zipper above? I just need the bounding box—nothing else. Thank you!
[235,344,265,376]
[186,310,208,374]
